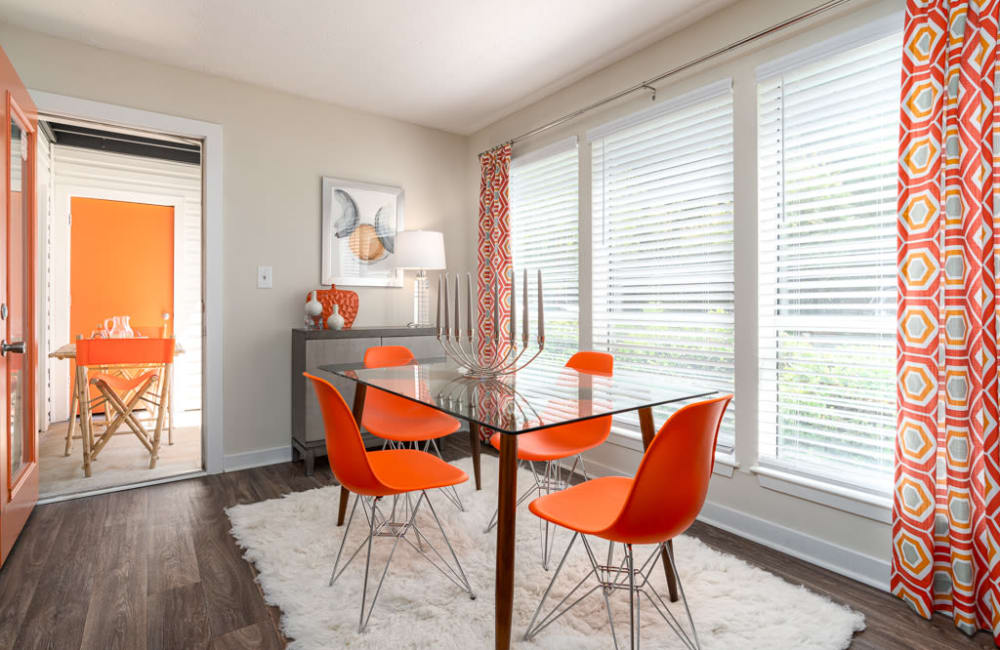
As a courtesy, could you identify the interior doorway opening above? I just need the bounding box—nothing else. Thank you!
[36,116,204,500]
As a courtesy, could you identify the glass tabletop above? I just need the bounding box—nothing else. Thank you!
[318,356,720,435]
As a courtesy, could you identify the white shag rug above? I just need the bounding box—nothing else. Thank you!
[227,457,865,649]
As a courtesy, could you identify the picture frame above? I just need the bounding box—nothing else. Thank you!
[321,176,404,287]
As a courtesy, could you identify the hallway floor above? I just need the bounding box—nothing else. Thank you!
[38,410,202,499]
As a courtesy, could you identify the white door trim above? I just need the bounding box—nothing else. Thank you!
[28,90,224,475]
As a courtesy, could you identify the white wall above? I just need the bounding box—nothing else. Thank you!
[46,145,203,417]
[467,0,902,587]
[0,24,474,459]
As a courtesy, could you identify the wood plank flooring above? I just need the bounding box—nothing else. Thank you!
[0,435,991,649]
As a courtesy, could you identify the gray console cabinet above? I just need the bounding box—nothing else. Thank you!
[291,326,439,474]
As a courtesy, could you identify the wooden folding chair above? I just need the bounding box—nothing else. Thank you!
[75,338,175,477]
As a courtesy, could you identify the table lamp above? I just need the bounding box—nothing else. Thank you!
[394,230,446,327]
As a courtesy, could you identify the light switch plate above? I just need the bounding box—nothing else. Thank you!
[257,265,273,289]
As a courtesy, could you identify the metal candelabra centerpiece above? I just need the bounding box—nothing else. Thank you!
[436,268,545,378]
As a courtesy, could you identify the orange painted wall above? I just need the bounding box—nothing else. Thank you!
[70,197,174,341]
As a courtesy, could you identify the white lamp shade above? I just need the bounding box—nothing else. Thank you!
[394,230,446,270]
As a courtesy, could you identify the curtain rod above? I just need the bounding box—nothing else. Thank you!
[484,0,854,154]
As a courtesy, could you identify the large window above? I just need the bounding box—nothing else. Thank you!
[509,139,579,363]
[590,80,735,448]
[756,25,901,491]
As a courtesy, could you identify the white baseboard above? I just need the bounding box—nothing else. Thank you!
[224,445,292,472]
[697,501,891,592]
[581,446,891,593]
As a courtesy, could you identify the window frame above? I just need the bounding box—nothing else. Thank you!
[509,135,581,365]
[587,78,737,452]
[754,15,903,496]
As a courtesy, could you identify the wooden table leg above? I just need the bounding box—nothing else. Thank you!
[65,367,79,456]
[337,384,368,526]
[469,422,482,490]
[495,433,518,650]
[77,367,93,478]
[638,406,679,603]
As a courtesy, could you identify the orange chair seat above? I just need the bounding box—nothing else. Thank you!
[90,370,158,392]
[364,394,461,442]
[528,476,633,539]
[488,418,610,462]
[366,449,468,496]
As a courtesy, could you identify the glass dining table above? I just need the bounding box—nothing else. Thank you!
[319,355,720,650]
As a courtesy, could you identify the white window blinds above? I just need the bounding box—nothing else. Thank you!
[510,139,580,363]
[590,80,735,448]
[756,26,901,492]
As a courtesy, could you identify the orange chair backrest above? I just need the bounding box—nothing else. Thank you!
[76,337,175,366]
[363,345,422,412]
[565,351,613,375]
[303,372,383,495]
[608,394,732,544]
[364,346,415,368]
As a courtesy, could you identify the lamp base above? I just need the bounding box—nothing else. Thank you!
[410,269,430,328]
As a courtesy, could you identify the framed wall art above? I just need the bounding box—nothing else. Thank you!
[321,176,404,287]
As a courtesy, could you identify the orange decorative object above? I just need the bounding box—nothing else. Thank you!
[305,285,359,329]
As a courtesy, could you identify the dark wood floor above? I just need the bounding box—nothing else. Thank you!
[0,435,991,649]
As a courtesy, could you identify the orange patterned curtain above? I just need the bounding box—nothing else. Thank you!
[894,0,1000,639]
[477,143,513,364]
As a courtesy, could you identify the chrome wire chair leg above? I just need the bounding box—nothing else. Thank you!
[524,531,599,641]
[539,461,558,569]
[635,543,700,650]
[405,492,424,551]
[670,543,699,650]
[330,490,477,633]
[626,544,637,650]
[648,542,700,650]
[581,536,622,650]
[329,492,362,586]
[528,534,700,650]
[410,491,476,599]
[355,494,423,632]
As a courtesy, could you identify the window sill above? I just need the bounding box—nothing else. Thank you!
[750,464,891,523]
[712,451,738,477]
[608,426,737,478]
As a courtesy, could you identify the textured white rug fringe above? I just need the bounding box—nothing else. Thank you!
[227,456,865,649]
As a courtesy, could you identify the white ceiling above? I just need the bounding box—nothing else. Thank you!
[0,0,738,134]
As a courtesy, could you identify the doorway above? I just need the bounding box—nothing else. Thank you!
[36,117,205,499]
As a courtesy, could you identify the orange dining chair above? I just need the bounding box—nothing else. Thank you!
[75,338,175,477]
[129,324,175,444]
[304,372,475,632]
[485,351,614,568]
[523,394,732,650]
[361,345,466,510]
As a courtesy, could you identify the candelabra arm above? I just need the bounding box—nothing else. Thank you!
[452,329,482,367]
[439,332,477,369]
[489,338,531,375]
[500,338,546,376]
